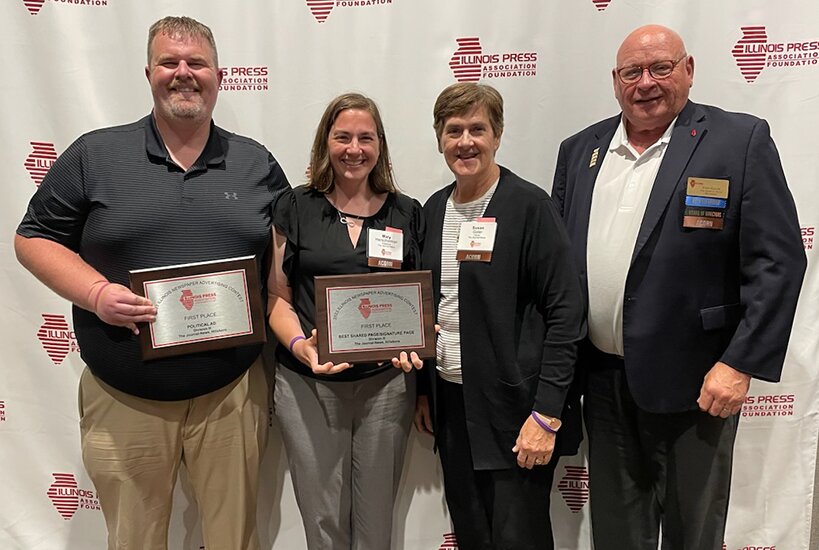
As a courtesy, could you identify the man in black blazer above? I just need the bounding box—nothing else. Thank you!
[552,25,806,549]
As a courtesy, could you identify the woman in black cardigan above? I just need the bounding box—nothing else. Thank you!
[404,83,585,550]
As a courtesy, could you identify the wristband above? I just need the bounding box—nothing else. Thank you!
[89,281,112,312]
[531,411,559,434]
[288,335,306,354]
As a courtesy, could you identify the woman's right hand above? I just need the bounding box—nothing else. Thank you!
[414,395,434,435]
[292,329,352,375]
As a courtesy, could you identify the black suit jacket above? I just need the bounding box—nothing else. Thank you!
[552,101,806,413]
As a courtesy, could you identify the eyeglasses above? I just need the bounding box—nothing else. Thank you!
[616,55,688,84]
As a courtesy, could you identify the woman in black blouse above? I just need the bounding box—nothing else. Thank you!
[267,93,424,550]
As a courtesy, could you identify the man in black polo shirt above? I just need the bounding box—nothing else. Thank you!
[15,16,288,550]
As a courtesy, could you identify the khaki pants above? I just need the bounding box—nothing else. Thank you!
[79,359,268,550]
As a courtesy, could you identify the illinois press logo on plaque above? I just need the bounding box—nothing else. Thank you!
[449,37,537,82]
[179,289,217,311]
[306,0,395,24]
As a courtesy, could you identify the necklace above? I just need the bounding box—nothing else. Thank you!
[338,210,367,227]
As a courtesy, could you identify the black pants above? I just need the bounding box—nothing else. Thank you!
[436,377,557,550]
[585,365,739,550]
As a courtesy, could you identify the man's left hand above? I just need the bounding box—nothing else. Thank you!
[697,361,751,418]
[512,415,556,470]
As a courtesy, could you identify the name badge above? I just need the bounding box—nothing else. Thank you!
[682,216,725,230]
[367,227,403,269]
[456,217,497,262]
[687,177,729,199]
[683,176,729,230]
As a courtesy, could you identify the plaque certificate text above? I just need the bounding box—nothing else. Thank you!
[130,256,266,360]
[315,271,435,364]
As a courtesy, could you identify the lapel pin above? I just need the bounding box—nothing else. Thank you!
[691,129,697,137]
[589,147,600,168]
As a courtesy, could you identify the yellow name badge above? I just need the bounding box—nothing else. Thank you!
[687,177,729,199]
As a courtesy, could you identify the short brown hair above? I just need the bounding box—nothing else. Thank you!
[307,93,397,194]
[433,83,504,142]
[147,16,218,67]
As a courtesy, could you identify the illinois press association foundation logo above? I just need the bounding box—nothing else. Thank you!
[732,26,819,82]
[306,0,394,24]
[37,314,80,365]
[47,473,100,520]
[22,0,45,15]
[25,141,58,187]
[592,0,613,10]
[179,289,217,311]
[742,394,795,418]
[219,66,269,92]
[557,465,590,512]
[357,297,392,319]
[802,226,814,251]
[0,400,6,423]
[438,533,458,549]
[449,37,537,82]
[25,0,109,13]
[53,0,109,6]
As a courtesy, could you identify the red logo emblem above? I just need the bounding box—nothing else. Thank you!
[557,465,590,512]
[22,0,46,15]
[37,314,79,365]
[592,0,612,10]
[449,37,538,82]
[732,26,769,83]
[180,289,195,311]
[24,141,58,187]
[450,37,483,82]
[438,533,459,549]
[306,0,334,23]
[47,473,100,519]
[47,473,80,520]
[358,298,372,319]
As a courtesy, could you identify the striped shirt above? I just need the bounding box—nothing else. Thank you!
[436,181,498,384]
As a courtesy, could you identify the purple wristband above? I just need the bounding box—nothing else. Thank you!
[288,335,306,354]
[531,411,558,434]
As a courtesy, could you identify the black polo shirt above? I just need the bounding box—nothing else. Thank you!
[18,114,289,400]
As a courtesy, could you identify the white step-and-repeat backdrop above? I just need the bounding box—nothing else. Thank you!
[1,1,816,549]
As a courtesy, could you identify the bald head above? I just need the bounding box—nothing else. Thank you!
[613,25,694,140]
[616,25,687,67]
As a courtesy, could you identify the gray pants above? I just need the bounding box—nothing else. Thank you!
[274,366,414,550]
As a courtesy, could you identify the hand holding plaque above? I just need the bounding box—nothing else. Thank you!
[314,271,435,365]
[129,256,266,360]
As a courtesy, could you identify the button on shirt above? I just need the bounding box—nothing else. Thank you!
[586,118,676,356]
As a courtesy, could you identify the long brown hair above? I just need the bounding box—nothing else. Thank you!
[307,93,397,194]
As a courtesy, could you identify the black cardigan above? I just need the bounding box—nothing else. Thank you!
[420,166,586,469]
